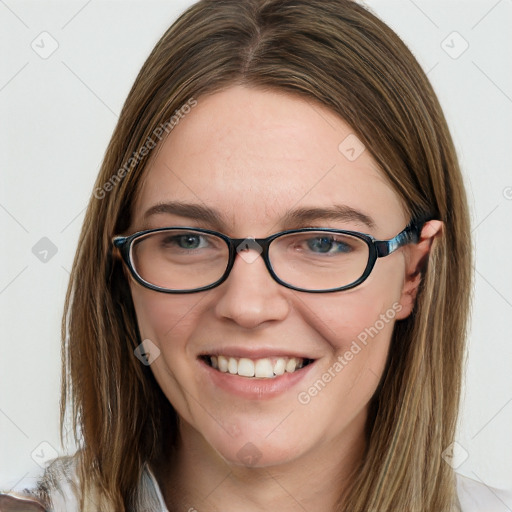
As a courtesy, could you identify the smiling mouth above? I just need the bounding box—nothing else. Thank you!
[200,355,315,379]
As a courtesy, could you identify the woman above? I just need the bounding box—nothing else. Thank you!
[1,0,508,510]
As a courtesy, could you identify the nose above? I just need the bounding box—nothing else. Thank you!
[213,248,290,329]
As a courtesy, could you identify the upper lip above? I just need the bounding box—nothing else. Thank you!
[197,346,318,360]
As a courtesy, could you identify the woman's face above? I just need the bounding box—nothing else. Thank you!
[128,85,422,468]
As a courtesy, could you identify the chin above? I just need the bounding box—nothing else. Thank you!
[197,416,308,469]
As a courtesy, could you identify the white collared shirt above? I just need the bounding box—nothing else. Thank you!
[1,455,511,511]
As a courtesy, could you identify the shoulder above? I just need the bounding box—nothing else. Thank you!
[0,455,80,511]
[0,454,168,512]
[456,472,512,512]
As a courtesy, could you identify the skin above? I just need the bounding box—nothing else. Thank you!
[126,85,442,511]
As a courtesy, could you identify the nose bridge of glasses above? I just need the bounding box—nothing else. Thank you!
[232,236,270,265]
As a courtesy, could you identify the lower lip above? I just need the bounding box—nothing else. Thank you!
[197,358,316,400]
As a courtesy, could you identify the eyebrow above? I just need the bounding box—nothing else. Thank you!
[143,201,225,230]
[143,201,375,230]
[281,205,375,229]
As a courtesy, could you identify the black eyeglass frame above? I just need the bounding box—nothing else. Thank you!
[112,219,426,294]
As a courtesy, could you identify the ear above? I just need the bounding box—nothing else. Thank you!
[395,220,443,320]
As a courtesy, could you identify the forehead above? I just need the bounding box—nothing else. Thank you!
[132,85,406,236]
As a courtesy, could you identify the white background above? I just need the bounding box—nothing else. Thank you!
[1,0,511,494]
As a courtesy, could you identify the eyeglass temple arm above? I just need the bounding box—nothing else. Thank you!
[374,219,426,257]
[112,236,132,263]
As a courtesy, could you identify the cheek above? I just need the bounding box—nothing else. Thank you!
[129,284,203,352]
[129,284,208,423]
[302,293,399,392]
[291,286,404,438]
[293,262,405,406]
[301,263,404,354]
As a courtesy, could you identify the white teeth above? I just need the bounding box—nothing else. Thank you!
[286,358,297,373]
[228,357,238,374]
[237,358,255,377]
[207,355,309,378]
[254,359,274,378]
[273,358,286,375]
[218,355,229,372]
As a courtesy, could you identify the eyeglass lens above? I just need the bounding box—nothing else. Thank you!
[131,229,370,292]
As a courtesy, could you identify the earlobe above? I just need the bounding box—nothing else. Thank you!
[395,220,443,320]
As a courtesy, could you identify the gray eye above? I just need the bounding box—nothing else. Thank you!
[176,234,203,249]
[306,237,351,254]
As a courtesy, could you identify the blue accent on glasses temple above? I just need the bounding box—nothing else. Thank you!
[374,221,423,257]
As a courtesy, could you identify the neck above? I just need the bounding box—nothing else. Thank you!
[152,410,368,512]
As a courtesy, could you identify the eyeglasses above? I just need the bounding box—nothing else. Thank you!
[112,220,425,294]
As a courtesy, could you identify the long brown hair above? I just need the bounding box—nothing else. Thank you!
[61,1,472,510]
